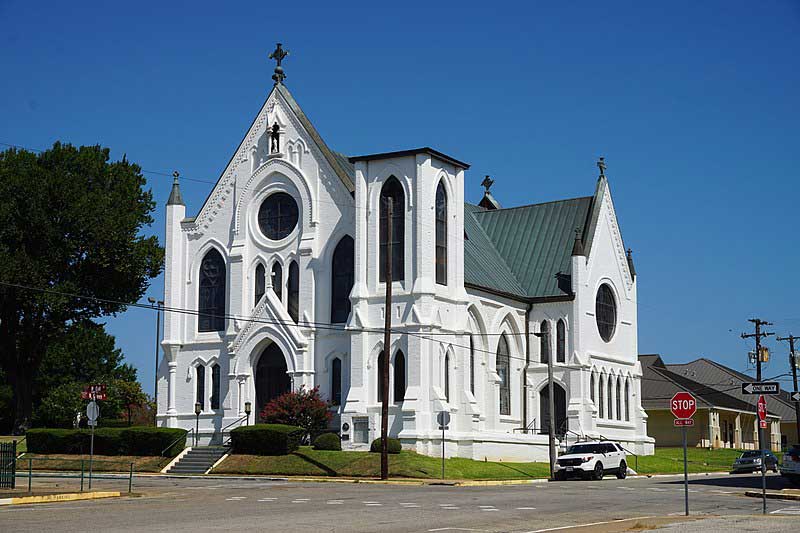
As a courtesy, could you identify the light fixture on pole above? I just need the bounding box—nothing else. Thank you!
[194,402,202,447]
[148,297,164,426]
[244,402,252,426]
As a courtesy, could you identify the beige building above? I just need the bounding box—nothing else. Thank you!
[640,355,796,451]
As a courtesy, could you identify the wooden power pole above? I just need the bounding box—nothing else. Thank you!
[777,334,800,446]
[380,199,393,480]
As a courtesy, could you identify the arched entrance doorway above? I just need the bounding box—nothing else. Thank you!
[255,342,291,418]
[539,383,567,437]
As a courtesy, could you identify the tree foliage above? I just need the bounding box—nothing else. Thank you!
[259,386,332,441]
[0,143,163,432]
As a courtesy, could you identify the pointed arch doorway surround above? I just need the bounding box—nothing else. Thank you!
[539,383,567,437]
[255,342,292,418]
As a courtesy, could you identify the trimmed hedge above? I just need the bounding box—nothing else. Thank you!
[230,424,303,456]
[370,437,402,454]
[26,427,187,457]
[312,432,341,451]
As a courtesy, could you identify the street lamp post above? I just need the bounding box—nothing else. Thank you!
[244,402,252,426]
[148,297,164,426]
[194,402,202,447]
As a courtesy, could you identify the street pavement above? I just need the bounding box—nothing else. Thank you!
[1,472,799,532]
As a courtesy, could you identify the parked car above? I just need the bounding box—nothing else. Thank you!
[780,445,800,486]
[554,441,627,481]
[730,450,779,474]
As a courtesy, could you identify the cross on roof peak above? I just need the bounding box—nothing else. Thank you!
[481,175,494,192]
[269,43,290,85]
[597,157,606,178]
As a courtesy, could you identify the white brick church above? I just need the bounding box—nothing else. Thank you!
[156,47,654,460]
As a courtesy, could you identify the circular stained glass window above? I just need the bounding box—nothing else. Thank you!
[258,192,298,240]
[595,284,617,342]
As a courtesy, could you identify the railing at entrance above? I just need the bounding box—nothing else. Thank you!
[222,415,249,447]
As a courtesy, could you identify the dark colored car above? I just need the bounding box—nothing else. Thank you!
[730,450,779,473]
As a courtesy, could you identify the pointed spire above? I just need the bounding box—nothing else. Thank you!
[167,170,184,206]
[626,248,637,278]
[269,43,289,85]
[571,227,586,256]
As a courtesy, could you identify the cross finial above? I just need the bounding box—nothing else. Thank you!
[481,175,494,192]
[269,43,290,85]
[172,170,180,184]
[597,156,606,178]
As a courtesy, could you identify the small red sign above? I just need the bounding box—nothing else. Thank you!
[760,420,767,429]
[674,419,695,427]
[670,392,697,420]
[757,395,767,421]
[82,384,107,401]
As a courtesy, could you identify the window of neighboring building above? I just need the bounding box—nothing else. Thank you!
[254,263,266,307]
[435,180,447,285]
[540,321,550,364]
[595,284,617,342]
[196,365,205,411]
[271,261,283,301]
[287,261,299,323]
[394,350,406,403]
[379,177,404,282]
[497,334,511,416]
[330,235,354,323]
[331,357,342,406]
[198,249,226,332]
[556,319,566,363]
[210,364,220,410]
[258,192,298,240]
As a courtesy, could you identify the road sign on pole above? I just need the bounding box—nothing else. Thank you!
[673,419,695,427]
[792,392,800,402]
[741,382,780,395]
[670,392,695,517]
[670,392,697,420]
[437,411,450,480]
[757,395,767,422]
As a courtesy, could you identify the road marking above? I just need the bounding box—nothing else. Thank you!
[327,500,344,505]
[523,516,656,533]
[481,508,499,512]
[400,502,419,506]
[478,505,495,508]
[646,488,668,491]
[293,498,310,501]
[771,507,800,515]
[516,507,537,510]
[257,498,276,502]
[225,497,246,501]
[291,500,308,503]
[365,503,383,506]
[428,528,488,532]
[616,486,636,490]
[710,490,735,494]
[363,501,379,504]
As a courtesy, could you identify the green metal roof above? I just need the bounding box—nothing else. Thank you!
[464,203,526,296]
[468,197,593,298]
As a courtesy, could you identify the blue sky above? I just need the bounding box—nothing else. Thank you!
[2,1,799,395]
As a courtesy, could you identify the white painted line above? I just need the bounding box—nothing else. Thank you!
[225,496,247,501]
[524,516,656,533]
[259,497,277,501]
[399,502,418,505]
[428,528,488,532]
[294,498,310,501]
[516,507,537,510]
[646,488,668,491]
[478,505,495,508]
[362,501,379,504]
[480,508,499,512]
[771,507,800,515]
[366,503,383,506]
[291,500,308,503]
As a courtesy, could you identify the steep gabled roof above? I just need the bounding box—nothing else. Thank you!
[463,203,526,296]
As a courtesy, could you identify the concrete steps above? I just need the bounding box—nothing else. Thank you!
[167,446,228,475]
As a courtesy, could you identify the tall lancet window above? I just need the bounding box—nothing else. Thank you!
[254,263,266,307]
[556,319,566,363]
[540,321,550,364]
[435,180,448,285]
[210,364,220,410]
[271,262,283,301]
[394,350,406,403]
[331,357,342,406]
[497,334,511,416]
[195,365,205,410]
[444,352,451,402]
[379,177,405,282]
[198,249,226,332]
[287,260,299,323]
[330,235,354,323]
[598,374,605,418]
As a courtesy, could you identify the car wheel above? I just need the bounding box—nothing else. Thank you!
[616,460,627,479]
[594,462,604,480]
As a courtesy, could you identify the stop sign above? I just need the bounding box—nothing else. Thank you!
[670,392,697,419]
[757,395,767,421]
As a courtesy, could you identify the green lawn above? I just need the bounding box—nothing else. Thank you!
[633,447,743,474]
[17,454,170,473]
[213,447,551,480]
[0,435,27,453]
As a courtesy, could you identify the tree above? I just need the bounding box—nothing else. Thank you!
[106,379,147,426]
[259,386,332,442]
[0,143,163,433]
[34,382,85,429]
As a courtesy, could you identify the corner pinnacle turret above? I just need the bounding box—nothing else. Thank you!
[167,170,184,206]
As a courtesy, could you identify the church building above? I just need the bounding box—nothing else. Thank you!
[156,46,654,460]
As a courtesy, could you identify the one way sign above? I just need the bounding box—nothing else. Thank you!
[792,392,800,402]
[741,382,780,395]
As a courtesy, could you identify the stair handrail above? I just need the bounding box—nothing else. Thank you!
[221,414,249,446]
[162,428,193,457]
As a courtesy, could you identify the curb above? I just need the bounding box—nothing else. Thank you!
[0,491,121,506]
[744,490,800,501]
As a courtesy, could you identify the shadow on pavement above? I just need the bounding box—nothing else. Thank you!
[660,473,791,490]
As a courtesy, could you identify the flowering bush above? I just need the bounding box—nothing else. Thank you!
[259,386,331,443]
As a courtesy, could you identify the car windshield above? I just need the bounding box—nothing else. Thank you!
[741,451,765,458]
[565,444,605,455]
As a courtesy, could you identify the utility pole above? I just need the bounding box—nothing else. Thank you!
[380,199,393,480]
[535,329,557,479]
[741,318,773,515]
[777,334,800,445]
[148,297,164,426]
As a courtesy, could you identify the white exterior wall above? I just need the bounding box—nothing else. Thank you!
[156,85,653,458]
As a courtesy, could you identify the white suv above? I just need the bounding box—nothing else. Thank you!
[781,445,800,486]
[554,441,628,481]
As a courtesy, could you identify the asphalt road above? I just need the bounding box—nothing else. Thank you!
[2,472,799,532]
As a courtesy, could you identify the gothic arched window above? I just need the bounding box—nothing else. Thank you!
[469,335,475,395]
[616,377,622,420]
[379,177,405,282]
[394,350,406,403]
[624,378,631,421]
[598,374,605,418]
[497,334,511,416]
[590,371,596,404]
[196,365,205,411]
[254,263,266,307]
[271,261,283,301]
[444,352,450,402]
[435,180,448,285]
[330,235,354,323]
[210,364,221,410]
[198,249,226,332]
[556,319,566,363]
[331,357,342,406]
[540,321,550,364]
[596,284,617,342]
[607,375,614,419]
[288,260,299,323]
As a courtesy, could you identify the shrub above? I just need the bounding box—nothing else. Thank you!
[230,424,303,455]
[259,386,331,443]
[99,419,130,428]
[25,427,187,457]
[370,437,402,454]
[313,432,341,451]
